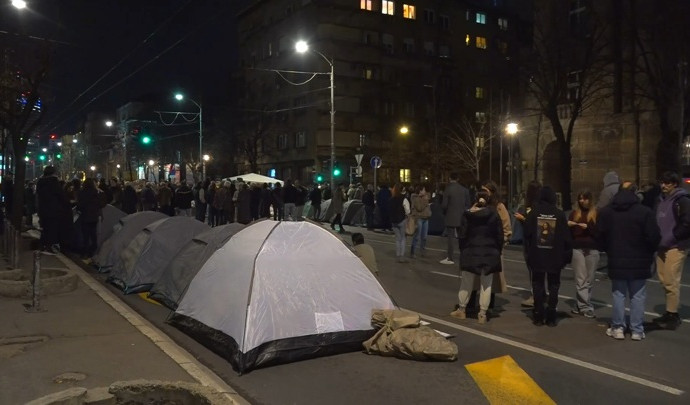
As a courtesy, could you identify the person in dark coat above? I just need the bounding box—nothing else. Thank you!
[330,183,347,233]
[376,184,392,232]
[249,183,262,220]
[121,183,138,214]
[309,184,322,220]
[174,182,194,216]
[524,186,573,327]
[362,184,376,230]
[450,190,503,324]
[440,172,471,265]
[597,184,661,340]
[259,183,272,218]
[76,178,102,258]
[35,166,71,254]
[24,180,36,228]
[272,182,284,221]
[236,183,252,224]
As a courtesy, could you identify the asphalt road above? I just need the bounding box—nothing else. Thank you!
[84,226,690,405]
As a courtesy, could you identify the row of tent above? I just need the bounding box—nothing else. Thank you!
[92,208,396,373]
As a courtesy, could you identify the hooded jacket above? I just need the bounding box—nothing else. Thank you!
[597,189,660,279]
[596,171,620,209]
[458,205,503,275]
[524,186,573,273]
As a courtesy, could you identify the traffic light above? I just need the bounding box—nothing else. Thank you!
[38,154,46,161]
[141,135,152,145]
[56,153,62,159]
[316,173,324,182]
[333,161,341,177]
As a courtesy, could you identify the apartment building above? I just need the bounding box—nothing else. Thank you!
[236,0,532,186]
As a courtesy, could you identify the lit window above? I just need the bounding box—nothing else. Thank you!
[498,17,508,30]
[403,4,416,19]
[476,12,486,24]
[475,112,487,123]
[364,67,374,79]
[476,36,487,49]
[465,34,471,46]
[399,169,411,183]
[475,87,485,99]
[382,0,394,15]
[361,0,373,10]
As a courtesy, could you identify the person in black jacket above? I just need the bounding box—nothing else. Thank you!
[35,166,72,254]
[77,178,102,258]
[524,186,573,327]
[450,190,503,324]
[362,184,376,230]
[597,184,660,340]
[309,184,322,220]
[121,182,138,214]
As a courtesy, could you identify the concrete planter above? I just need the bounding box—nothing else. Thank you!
[0,268,78,298]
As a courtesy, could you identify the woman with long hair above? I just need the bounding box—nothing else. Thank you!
[389,183,410,263]
[568,190,600,318]
[450,190,503,324]
[410,183,432,258]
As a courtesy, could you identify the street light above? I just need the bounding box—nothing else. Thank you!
[505,123,518,210]
[399,126,409,135]
[423,83,439,192]
[174,93,203,180]
[295,40,335,192]
[12,0,27,9]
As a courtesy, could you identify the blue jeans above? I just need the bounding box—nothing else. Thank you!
[411,218,429,253]
[611,278,646,333]
[392,219,406,257]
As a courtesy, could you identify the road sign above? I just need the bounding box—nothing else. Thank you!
[370,156,382,169]
[356,166,363,176]
[355,153,364,165]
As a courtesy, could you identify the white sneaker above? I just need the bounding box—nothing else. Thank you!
[631,332,645,341]
[439,258,454,265]
[606,327,625,340]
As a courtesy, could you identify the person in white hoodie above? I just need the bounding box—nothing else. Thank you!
[596,171,620,209]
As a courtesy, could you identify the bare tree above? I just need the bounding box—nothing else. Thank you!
[445,114,496,179]
[235,108,278,173]
[0,44,50,228]
[523,1,611,209]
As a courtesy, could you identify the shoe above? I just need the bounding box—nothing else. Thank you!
[521,296,534,307]
[397,257,409,263]
[606,327,625,340]
[654,312,681,330]
[330,224,336,230]
[582,309,596,319]
[653,312,672,323]
[478,312,487,324]
[631,332,646,341]
[532,318,544,326]
[338,229,346,234]
[439,258,454,265]
[450,309,466,319]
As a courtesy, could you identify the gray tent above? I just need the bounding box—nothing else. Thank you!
[169,220,396,373]
[94,211,167,272]
[108,216,210,294]
[342,199,363,225]
[149,223,246,309]
[97,204,127,248]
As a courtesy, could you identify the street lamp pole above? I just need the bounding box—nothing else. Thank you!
[296,41,335,192]
[505,122,518,210]
[174,94,203,181]
[424,84,438,192]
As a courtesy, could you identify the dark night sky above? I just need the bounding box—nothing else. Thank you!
[0,0,243,135]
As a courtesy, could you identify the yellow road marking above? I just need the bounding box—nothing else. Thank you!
[466,355,555,405]
[138,292,161,306]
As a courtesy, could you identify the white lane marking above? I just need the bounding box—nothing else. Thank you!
[407,309,685,396]
[56,254,250,405]
[431,270,690,324]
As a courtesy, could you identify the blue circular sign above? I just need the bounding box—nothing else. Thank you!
[370,156,382,169]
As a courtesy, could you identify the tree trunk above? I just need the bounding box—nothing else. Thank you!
[558,141,573,210]
[11,141,27,230]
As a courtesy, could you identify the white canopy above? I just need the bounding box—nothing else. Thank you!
[225,173,283,185]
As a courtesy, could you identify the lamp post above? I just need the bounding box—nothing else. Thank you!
[174,93,203,181]
[505,122,518,210]
[203,154,210,180]
[423,84,439,192]
[296,40,335,192]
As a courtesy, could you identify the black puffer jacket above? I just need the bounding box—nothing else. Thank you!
[458,206,504,275]
[596,190,660,279]
[524,186,573,273]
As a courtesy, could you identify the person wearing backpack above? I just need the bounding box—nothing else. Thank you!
[654,171,690,330]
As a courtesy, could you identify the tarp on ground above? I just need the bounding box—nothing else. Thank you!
[150,223,246,309]
[224,173,283,185]
[94,211,167,271]
[108,216,210,294]
[169,220,396,373]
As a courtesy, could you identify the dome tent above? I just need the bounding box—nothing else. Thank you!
[169,220,396,373]
[149,223,246,310]
[107,216,210,294]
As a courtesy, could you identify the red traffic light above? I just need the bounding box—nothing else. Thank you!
[49,134,57,139]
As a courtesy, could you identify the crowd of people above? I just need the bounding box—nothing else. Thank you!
[443,170,684,341]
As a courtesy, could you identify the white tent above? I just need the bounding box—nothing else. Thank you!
[224,173,283,185]
[169,220,395,373]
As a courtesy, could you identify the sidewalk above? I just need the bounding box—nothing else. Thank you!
[0,231,248,404]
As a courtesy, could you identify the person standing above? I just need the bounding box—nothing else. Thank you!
[121,182,138,214]
[597,183,660,340]
[654,171,690,330]
[282,180,297,221]
[596,171,620,209]
[568,190,600,319]
[294,180,308,220]
[440,172,470,265]
[174,182,193,216]
[524,186,573,327]
[236,182,252,224]
[450,190,503,324]
[389,183,410,263]
[24,180,36,229]
[410,184,431,258]
[194,180,207,222]
[309,184,322,220]
[330,183,347,233]
[76,178,102,258]
[272,182,284,221]
[376,184,392,232]
[514,180,541,307]
[35,166,71,254]
[362,184,376,231]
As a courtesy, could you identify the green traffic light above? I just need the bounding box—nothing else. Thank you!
[316,174,324,182]
[56,153,62,159]
[333,167,341,176]
[39,155,46,161]
[141,135,152,144]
